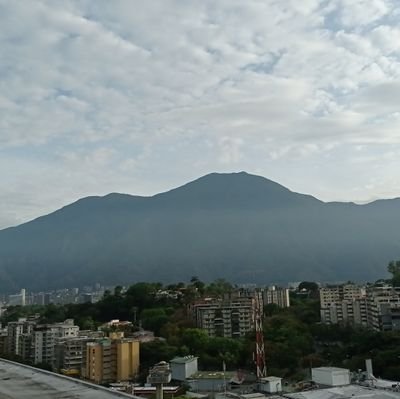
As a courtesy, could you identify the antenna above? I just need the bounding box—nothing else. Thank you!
[254,290,267,378]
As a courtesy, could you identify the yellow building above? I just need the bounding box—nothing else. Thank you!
[116,339,140,381]
[84,338,139,384]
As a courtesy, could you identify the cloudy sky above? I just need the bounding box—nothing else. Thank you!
[1,0,400,229]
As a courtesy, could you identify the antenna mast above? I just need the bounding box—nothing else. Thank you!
[254,290,267,378]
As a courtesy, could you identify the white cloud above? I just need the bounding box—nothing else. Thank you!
[0,0,400,228]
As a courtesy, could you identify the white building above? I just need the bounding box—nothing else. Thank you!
[258,376,282,393]
[170,356,198,381]
[311,367,350,386]
[8,289,26,307]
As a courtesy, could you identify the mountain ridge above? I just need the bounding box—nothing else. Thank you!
[0,171,399,292]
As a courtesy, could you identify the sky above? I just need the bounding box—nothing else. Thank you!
[1,0,400,229]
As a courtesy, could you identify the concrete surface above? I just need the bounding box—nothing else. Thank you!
[0,359,137,398]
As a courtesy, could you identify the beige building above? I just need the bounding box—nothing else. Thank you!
[319,285,368,326]
[320,284,400,331]
[83,337,139,384]
[320,284,366,308]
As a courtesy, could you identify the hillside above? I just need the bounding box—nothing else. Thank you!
[0,172,399,291]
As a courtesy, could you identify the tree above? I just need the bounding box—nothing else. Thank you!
[181,328,209,353]
[298,281,319,292]
[206,279,233,297]
[298,281,319,299]
[190,276,205,295]
[140,308,169,335]
[264,303,281,317]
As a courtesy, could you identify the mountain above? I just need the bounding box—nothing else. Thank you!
[0,171,399,291]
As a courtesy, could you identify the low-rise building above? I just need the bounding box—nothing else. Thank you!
[170,356,198,381]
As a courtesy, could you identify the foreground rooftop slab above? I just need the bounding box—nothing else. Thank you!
[0,359,137,399]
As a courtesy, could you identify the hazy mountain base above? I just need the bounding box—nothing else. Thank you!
[0,172,399,291]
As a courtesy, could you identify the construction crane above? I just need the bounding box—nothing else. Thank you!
[254,290,267,378]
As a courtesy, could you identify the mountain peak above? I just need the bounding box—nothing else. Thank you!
[153,171,321,209]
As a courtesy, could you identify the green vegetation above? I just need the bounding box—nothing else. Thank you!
[2,279,400,381]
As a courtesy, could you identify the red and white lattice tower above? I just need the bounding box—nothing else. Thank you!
[254,290,267,378]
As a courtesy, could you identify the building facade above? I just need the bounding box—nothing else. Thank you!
[320,284,400,331]
[262,286,290,308]
[191,294,254,338]
[7,318,36,357]
[34,319,79,365]
[83,337,139,384]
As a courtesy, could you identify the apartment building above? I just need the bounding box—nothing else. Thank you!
[54,337,92,376]
[33,319,79,365]
[191,294,254,338]
[7,318,36,356]
[367,286,400,331]
[320,284,366,308]
[320,284,400,331]
[262,286,290,308]
[319,284,368,326]
[83,337,139,384]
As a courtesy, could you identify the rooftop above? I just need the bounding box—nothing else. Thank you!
[284,384,400,399]
[0,358,139,399]
[190,371,236,380]
[170,356,198,364]
[312,367,349,373]
[260,376,282,382]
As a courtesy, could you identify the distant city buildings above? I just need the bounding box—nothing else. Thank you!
[1,284,116,308]
[8,289,26,306]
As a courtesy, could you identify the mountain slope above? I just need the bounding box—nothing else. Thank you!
[0,172,399,291]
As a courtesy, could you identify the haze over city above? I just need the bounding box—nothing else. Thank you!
[1,0,400,229]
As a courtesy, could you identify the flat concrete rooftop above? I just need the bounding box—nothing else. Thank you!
[0,359,137,399]
[284,384,400,399]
